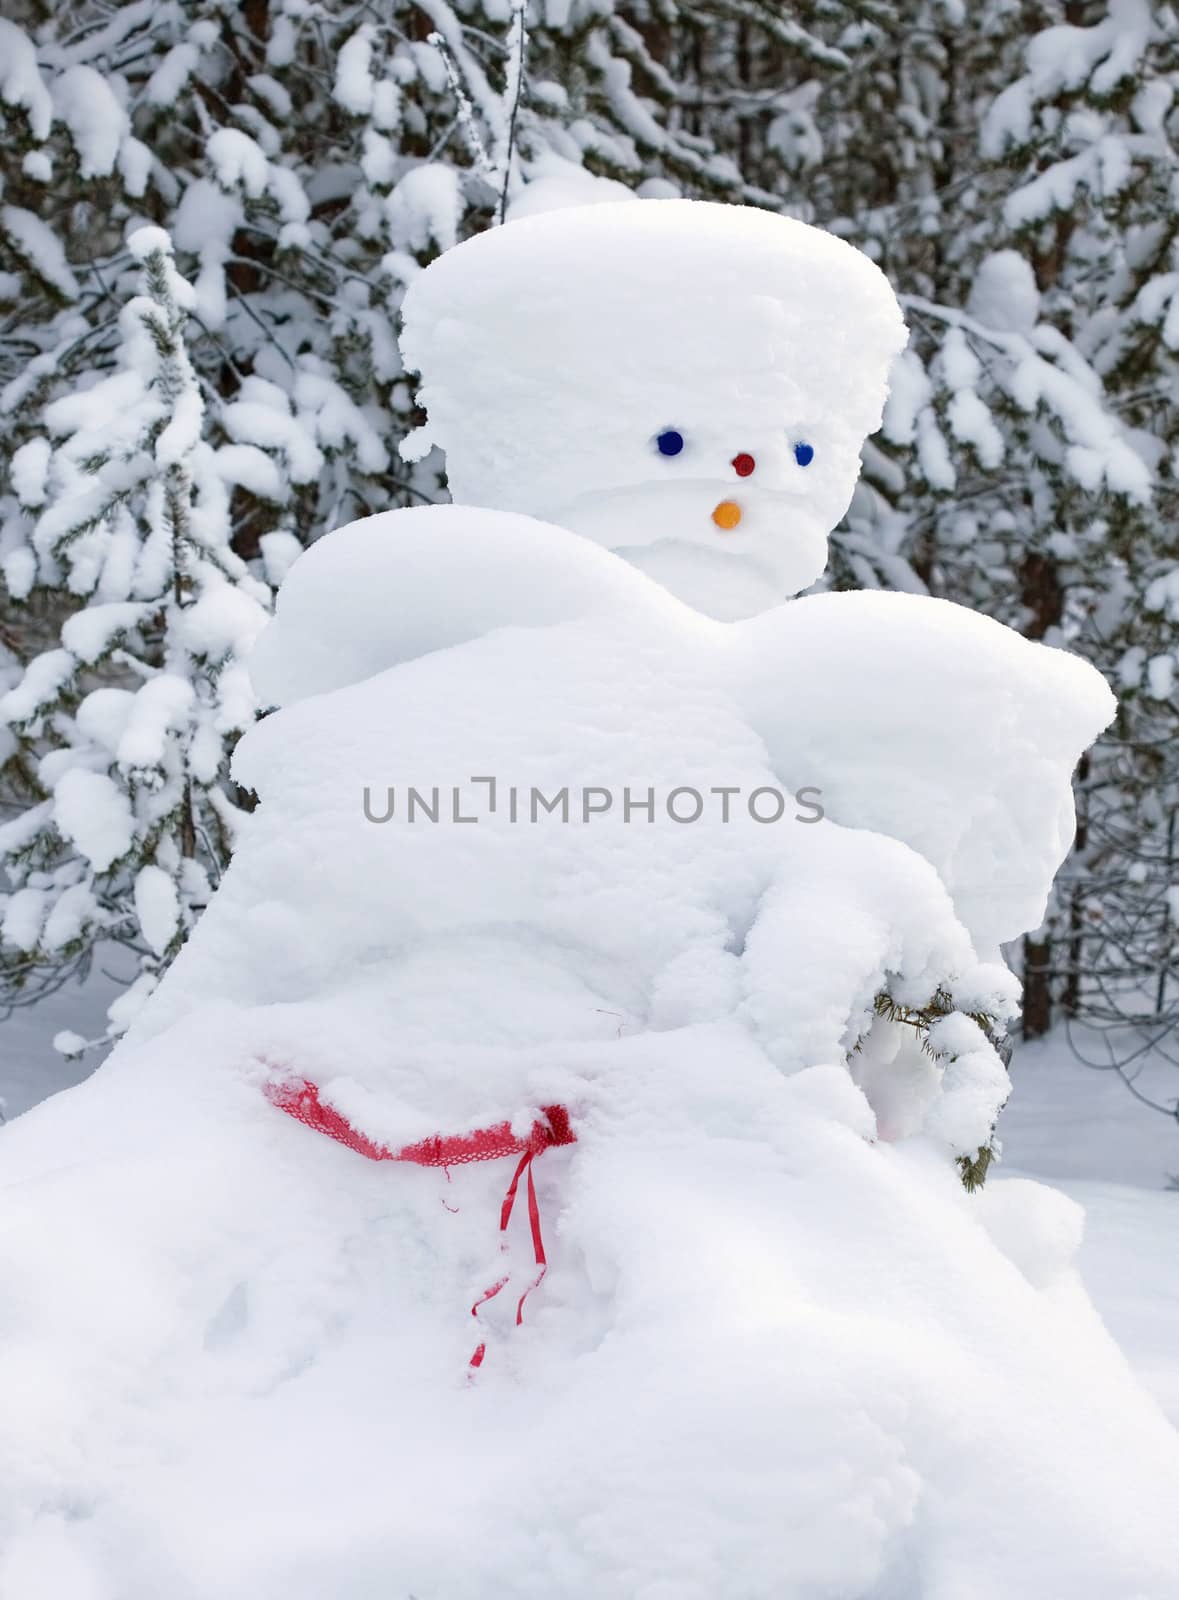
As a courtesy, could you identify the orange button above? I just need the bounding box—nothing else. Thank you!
[712,500,742,530]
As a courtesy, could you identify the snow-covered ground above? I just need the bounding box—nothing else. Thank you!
[999,1029,1179,1426]
[4,978,1176,1432]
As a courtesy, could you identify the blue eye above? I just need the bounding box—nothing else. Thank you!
[794,442,815,467]
[655,429,685,457]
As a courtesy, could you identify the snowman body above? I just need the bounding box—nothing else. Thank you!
[2,506,1173,1600]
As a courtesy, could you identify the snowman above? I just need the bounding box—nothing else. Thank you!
[391,201,1106,963]
[0,203,1177,1600]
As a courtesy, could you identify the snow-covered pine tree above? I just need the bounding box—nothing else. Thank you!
[928,1,1178,1054]
[990,0,1179,1072]
[0,228,270,1041]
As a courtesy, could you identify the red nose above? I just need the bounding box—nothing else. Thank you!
[732,453,755,478]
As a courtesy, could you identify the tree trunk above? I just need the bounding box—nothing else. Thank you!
[1022,935,1054,1037]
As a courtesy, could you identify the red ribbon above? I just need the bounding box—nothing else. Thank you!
[264,1077,575,1369]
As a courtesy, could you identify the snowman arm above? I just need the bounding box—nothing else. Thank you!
[735,589,1115,952]
[737,825,979,1078]
[249,503,659,708]
[741,832,1014,1160]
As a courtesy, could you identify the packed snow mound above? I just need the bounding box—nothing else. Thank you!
[399,200,908,618]
[249,506,1113,958]
[0,499,1167,1597]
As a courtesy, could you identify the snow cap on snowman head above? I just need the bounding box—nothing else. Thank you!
[399,199,907,620]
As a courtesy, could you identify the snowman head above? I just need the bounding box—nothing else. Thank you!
[399,200,906,620]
